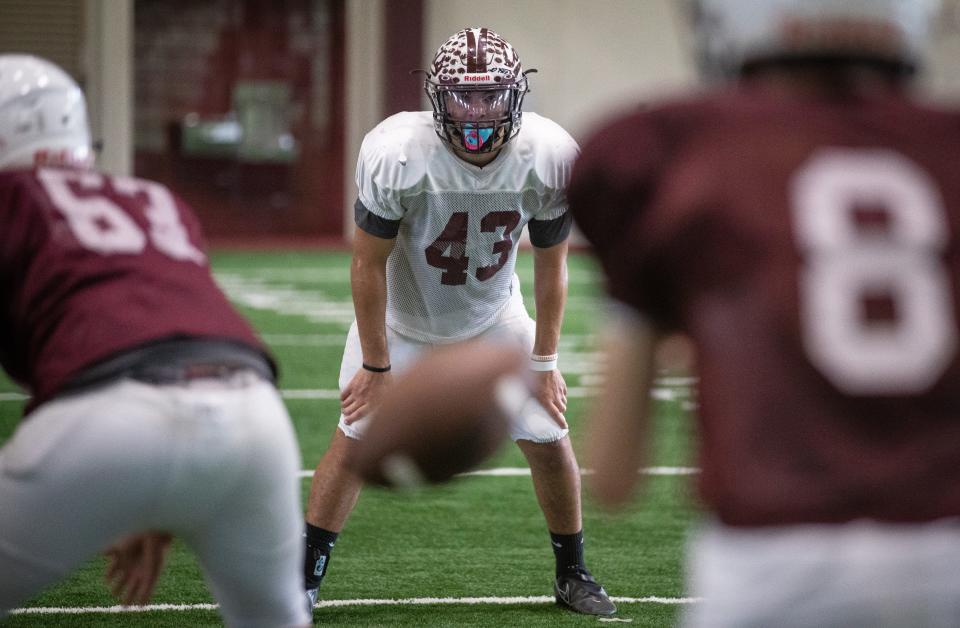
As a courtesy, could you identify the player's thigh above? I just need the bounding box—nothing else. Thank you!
[337,320,363,390]
[479,311,536,352]
[480,314,568,443]
[338,321,425,387]
[337,322,426,439]
[183,383,309,627]
[0,383,172,608]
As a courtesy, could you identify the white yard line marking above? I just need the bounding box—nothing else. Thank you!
[9,604,221,615]
[215,270,596,327]
[643,466,700,475]
[276,386,650,401]
[215,274,355,325]
[0,380,696,404]
[658,376,698,387]
[11,595,701,615]
[557,352,601,374]
[215,267,599,285]
[273,384,693,402]
[217,268,352,282]
[261,333,352,346]
[257,333,602,350]
[281,389,342,399]
[295,466,698,479]
[258,333,601,348]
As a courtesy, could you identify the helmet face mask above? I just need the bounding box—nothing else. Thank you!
[426,82,528,153]
[424,28,531,154]
[0,54,93,171]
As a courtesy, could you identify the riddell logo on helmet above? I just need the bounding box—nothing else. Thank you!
[463,74,493,82]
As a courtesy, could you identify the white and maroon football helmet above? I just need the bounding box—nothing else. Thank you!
[694,0,941,77]
[424,27,532,154]
[0,54,93,171]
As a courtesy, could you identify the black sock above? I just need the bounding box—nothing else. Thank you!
[550,530,586,577]
[304,523,339,590]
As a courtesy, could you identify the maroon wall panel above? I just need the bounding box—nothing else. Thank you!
[383,0,424,117]
[134,0,346,242]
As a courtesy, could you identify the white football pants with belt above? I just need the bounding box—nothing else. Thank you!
[0,375,310,628]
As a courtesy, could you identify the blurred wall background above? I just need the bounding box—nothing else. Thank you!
[2,0,960,241]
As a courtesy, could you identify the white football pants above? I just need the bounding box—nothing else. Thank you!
[0,375,310,628]
[683,518,960,628]
[337,297,569,443]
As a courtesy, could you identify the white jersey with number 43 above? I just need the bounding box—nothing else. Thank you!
[356,110,579,343]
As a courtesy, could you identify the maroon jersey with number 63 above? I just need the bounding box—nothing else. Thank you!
[570,85,960,526]
[0,167,270,411]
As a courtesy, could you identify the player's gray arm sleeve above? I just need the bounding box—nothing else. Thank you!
[355,198,401,239]
[528,213,572,248]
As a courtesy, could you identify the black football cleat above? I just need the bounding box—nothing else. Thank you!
[554,570,617,616]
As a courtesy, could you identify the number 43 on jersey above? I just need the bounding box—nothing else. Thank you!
[424,210,520,285]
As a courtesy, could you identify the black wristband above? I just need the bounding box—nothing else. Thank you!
[362,363,391,373]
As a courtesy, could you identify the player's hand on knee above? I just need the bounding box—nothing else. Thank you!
[104,531,173,606]
[341,368,394,424]
[534,369,568,429]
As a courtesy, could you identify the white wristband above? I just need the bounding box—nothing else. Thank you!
[529,353,559,372]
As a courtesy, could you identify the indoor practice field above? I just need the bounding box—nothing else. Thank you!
[0,250,700,627]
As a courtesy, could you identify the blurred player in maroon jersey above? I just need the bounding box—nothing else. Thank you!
[0,55,310,627]
[569,0,960,625]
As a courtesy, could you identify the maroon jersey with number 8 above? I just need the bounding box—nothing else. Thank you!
[570,85,960,526]
[0,167,270,411]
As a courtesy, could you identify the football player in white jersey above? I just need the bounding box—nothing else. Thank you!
[302,28,615,616]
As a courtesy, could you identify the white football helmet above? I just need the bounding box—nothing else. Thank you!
[0,54,92,170]
[423,28,532,154]
[694,0,941,77]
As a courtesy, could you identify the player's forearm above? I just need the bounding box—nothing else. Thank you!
[532,242,568,355]
[589,308,658,508]
[351,251,390,366]
[533,288,565,355]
